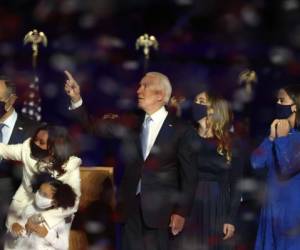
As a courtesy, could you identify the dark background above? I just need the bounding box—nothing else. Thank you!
[1,0,300,249]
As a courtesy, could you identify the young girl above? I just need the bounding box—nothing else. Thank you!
[6,173,77,249]
[0,124,81,250]
[174,92,244,250]
[252,85,300,250]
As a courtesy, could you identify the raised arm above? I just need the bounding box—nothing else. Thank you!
[273,130,300,177]
[64,70,82,104]
[251,119,287,170]
[0,141,24,161]
[251,138,273,170]
[64,70,127,138]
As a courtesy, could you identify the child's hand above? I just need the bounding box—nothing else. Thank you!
[11,223,25,236]
[25,220,48,238]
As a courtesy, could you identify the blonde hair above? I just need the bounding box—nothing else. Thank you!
[146,72,172,104]
[208,95,233,163]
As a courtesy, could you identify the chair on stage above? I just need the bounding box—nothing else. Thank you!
[69,166,114,250]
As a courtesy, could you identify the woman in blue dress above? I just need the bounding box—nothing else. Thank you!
[251,84,300,250]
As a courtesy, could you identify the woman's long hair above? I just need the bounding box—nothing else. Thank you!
[32,124,75,176]
[207,95,233,163]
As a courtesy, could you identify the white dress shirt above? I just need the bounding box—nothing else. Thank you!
[143,106,168,160]
[2,110,17,144]
[69,98,83,110]
[136,106,168,194]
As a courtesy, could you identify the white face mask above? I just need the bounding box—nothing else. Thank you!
[35,191,53,209]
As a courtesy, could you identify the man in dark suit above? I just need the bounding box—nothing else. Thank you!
[0,76,39,245]
[64,71,198,250]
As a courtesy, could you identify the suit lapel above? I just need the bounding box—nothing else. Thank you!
[9,116,25,144]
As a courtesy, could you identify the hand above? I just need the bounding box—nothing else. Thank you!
[25,219,48,238]
[269,119,279,140]
[25,218,36,234]
[11,223,25,236]
[169,214,185,236]
[276,119,291,137]
[169,96,186,108]
[269,119,290,140]
[64,70,81,103]
[223,223,235,240]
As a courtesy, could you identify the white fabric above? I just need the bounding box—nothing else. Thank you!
[0,139,81,230]
[69,98,83,110]
[35,192,53,209]
[143,106,168,159]
[2,110,17,144]
[5,203,72,250]
[136,106,168,194]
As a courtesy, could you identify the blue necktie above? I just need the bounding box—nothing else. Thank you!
[136,116,152,195]
[141,116,152,160]
[0,123,6,143]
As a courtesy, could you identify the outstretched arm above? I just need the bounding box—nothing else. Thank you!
[0,141,24,161]
[274,131,300,177]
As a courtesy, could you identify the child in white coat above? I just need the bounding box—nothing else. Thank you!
[0,125,81,250]
[6,173,77,250]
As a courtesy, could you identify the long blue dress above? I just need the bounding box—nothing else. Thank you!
[251,129,300,250]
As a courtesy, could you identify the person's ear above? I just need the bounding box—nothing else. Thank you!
[156,90,164,102]
[292,104,297,113]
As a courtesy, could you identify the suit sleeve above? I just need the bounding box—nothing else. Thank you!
[70,105,131,139]
[226,141,244,225]
[174,125,198,217]
[41,157,81,228]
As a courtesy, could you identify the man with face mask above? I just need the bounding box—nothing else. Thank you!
[0,76,39,246]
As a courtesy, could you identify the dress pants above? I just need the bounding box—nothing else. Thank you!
[121,195,170,250]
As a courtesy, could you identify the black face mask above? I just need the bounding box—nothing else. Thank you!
[30,140,49,160]
[192,103,207,122]
[275,103,293,119]
[0,101,7,118]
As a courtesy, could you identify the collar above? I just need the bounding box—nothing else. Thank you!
[2,109,17,129]
[145,106,168,122]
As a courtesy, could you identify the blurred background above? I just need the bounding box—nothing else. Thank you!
[1,0,300,249]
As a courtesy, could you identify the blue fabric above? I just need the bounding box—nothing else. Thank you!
[140,116,152,159]
[136,116,152,194]
[251,130,300,250]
